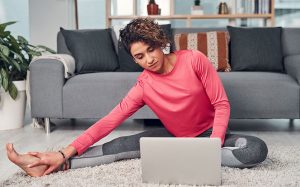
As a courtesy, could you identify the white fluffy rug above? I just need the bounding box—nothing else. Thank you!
[2,144,300,187]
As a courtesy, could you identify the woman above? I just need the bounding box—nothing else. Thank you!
[6,18,268,177]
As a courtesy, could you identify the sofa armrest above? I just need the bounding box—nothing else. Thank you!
[284,54,300,84]
[29,59,66,118]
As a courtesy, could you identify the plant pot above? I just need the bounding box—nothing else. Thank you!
[0,80,27,130]
[147,3,159,15]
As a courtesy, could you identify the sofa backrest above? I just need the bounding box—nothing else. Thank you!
[57,27,300,57]
[57,28,227,54]
[172,27,300,57]
[281,28,300,57]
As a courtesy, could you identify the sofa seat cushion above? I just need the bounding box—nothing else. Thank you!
[62,72,156,118]
[63,72,299,119]
[219,72,299,118]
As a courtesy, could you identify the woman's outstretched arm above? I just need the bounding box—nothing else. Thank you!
[70,80,145,155]
[7,79,145,176]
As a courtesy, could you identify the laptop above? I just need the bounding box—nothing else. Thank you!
[140,137,221,186]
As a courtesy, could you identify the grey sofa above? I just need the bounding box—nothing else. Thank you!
[30,27,300,133]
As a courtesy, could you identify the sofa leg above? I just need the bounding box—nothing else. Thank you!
[45,118,51,134]
[32,118,44,129]
[32,117,56,134]
[70,118,76,126]
[289,119,294,129]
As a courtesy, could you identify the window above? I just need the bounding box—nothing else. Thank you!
[275,0,300,27]
[0,0,29,39]
[78,0,106,29]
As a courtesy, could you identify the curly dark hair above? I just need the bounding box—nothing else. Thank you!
[119,18,170,54]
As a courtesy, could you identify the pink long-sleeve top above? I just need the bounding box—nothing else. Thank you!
[71,50,230,155]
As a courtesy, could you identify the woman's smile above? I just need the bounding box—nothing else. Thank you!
[149,62,157,69]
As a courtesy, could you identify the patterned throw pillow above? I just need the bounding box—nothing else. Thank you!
[174,31,231,72]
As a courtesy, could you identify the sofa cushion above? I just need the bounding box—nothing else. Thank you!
[174,31,231,72]
[227,26,283,72]
[114,24,173,72]
[63,72,157,118]
[60,27,119,74]
[57,32,72,55]
[62,71,299,119]
[218,72,299,118]
[160,24,173,53]
[116,43,144,72]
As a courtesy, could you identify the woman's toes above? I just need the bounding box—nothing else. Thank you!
[6,143,19,163]
[6,143,48,177]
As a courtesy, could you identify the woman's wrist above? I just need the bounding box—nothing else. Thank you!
[57,146,76,171]
[61,145,77,160]
[58,150,66,161]
[57,150,69,170]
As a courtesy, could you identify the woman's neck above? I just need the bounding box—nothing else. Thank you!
[162,53,176,74]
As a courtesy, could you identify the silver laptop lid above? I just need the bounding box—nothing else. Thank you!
[140,137,221,186]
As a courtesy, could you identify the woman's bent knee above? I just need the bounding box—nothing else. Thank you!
[222,134,268,168]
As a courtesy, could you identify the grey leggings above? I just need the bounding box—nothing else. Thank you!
[69,128,268,169]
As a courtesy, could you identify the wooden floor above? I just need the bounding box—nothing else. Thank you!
[1,105,300,181]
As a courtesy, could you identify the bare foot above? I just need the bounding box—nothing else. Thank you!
[6,143,48,177]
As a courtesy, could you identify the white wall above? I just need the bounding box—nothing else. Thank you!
[29,0,76,50]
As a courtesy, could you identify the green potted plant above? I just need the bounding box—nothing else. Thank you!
[0,21,55,130]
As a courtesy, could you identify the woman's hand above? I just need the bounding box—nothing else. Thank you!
[27,151,65,176]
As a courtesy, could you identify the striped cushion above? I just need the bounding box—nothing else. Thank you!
[174,31,231,72]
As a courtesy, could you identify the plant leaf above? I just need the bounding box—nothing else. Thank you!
[28,50,41,57]
[36,45,57,54]
[19,62,29,73]
[0,21,16,33]
[0,73,2,89]
[0,68,9,91]
[17,36,28,45]
[11,59,21,72]
[7,35,21,52]
[0,31,11,38]
[0,44,10,56]
[0,52,10,63]
[11,51,24,63]
[9,82,18,100]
